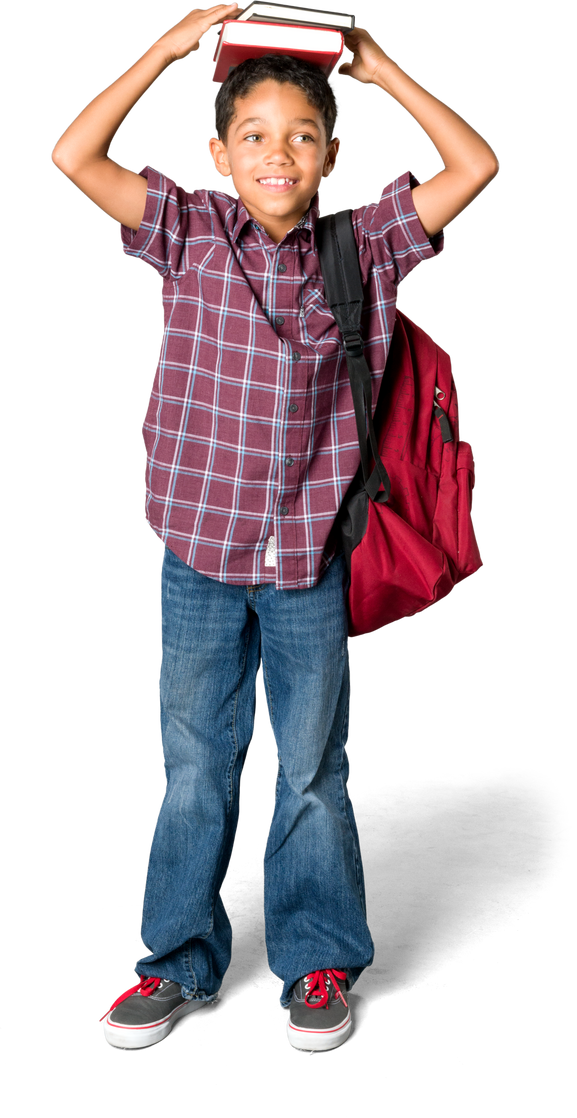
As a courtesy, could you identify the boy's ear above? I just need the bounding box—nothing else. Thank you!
[209,137,232,178]
[322,137,340,178]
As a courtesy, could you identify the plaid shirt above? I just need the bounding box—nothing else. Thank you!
[121,166,443,589]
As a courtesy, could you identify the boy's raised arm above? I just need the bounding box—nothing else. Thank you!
[339,29,499,238]
[52,5,241,232]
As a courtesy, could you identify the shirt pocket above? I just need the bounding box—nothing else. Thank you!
[299,284,340,350]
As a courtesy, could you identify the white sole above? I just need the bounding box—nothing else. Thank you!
[284,1010,351,1050]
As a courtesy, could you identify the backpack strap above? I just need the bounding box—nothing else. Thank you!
[315,210,390,504]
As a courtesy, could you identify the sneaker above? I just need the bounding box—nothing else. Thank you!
[287,968,352,1052]
[101,975,211,1049]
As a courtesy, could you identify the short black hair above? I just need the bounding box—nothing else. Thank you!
[215,53,338,147]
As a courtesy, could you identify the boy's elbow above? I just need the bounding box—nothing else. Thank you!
[52,143,69,173]
[52,143,79,178]
[485,156,500,181]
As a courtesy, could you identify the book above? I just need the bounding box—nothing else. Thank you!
[234,3,354,32]
[213,19,345,82]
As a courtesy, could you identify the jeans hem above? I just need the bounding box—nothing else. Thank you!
[181,986,220,1003]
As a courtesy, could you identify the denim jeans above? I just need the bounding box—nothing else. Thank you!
[136,545,374,1008]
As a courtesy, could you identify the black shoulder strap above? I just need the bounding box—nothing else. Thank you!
[315,211,390,504]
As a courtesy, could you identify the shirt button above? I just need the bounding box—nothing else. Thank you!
[277,262,287,273]
[289,403,298,412]
[292,351,301,361]
[285,456,294,466]
[280,506,289,516]
[275,316,285,325]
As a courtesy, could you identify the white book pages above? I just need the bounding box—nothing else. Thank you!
[222,21,342,49]
[236,4,353,30]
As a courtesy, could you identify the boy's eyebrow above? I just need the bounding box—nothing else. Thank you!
[234,116,321,134]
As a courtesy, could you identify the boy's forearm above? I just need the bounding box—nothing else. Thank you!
[373,57,498,179]
[52,41,173,171]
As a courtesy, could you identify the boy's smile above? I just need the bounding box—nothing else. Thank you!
[210,79,339,243]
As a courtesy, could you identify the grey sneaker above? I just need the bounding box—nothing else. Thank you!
[287,968,352,1052]
[101,975,211,1049]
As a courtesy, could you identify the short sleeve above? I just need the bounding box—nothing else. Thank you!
[120,166,193,278]
[356,170,444,287]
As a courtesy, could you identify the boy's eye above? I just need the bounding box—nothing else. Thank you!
[244,133,314,143]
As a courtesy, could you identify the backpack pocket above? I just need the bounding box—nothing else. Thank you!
[455,441,482,580]
[347,498,454,636]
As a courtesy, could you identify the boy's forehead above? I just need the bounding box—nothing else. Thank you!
[229,81,323,136]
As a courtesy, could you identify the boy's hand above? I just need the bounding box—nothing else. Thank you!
[338,28,390,84]
[156,4,242,63]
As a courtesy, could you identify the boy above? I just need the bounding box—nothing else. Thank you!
[52,4,498,1053]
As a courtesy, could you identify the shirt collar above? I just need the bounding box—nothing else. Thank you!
[230,191,320,245]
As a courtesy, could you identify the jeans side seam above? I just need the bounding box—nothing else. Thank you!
[226,624,252,813]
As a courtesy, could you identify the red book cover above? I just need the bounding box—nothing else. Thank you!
[213,19,344,82]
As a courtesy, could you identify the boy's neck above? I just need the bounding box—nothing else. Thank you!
[240,197,313,244]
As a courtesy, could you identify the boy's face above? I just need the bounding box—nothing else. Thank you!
[210,79,339,244]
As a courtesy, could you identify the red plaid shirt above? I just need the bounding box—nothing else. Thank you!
[121,166,443,589]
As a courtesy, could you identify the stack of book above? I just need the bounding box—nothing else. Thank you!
[212,3,355,82]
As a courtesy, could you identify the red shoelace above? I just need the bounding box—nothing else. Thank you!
[304,969,348,1009]
[99,975,162,1021]
[100,969,348,1020]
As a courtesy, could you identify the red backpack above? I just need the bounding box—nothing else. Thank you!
[316,210,482,637]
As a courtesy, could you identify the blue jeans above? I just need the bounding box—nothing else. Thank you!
[136,545,374,1008]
